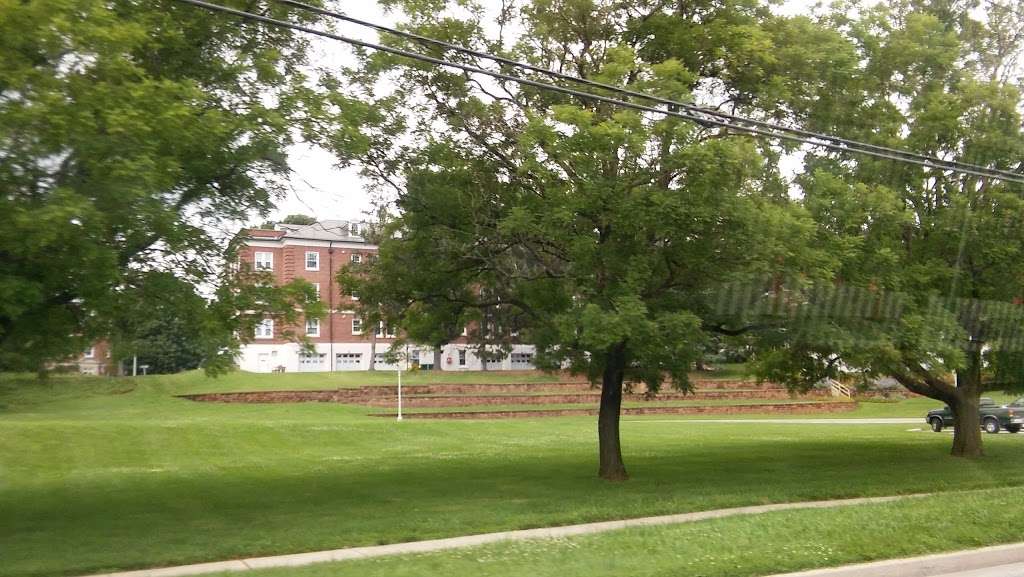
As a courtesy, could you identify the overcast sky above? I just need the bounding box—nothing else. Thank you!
[268,0,831,225]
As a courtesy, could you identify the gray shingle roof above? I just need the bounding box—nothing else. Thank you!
[276,220,367,242]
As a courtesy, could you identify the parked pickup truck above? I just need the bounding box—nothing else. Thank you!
[927,398,1024,434]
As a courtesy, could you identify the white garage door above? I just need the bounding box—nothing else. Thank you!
[299,353,326,372]
[335,353,362,371]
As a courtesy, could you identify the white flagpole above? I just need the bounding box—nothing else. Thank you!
[397,365,403,421]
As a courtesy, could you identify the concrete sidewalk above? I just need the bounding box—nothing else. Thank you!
[766,542,1024,577]
[82,494,920,577]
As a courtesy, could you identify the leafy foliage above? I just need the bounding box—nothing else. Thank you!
[0,0,328,372]
[329,0,855,477]
[748,0,1024,456]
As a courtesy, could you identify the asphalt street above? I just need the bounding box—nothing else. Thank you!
[929,562,1024,576]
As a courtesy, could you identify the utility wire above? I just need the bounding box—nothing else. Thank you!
[174,0,1024,185]
[276,0,1024,182]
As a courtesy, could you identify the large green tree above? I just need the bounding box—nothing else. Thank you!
[330,0,841,480]
[748,0,1024,457]
[0,0,327,372]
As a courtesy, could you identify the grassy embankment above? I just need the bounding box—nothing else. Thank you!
[2,369,1021,577]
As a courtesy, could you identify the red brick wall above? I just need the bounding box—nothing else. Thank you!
[239,234,389,345]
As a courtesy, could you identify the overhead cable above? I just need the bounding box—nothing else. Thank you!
[173,0,1024,185]
[276,0,1024,182]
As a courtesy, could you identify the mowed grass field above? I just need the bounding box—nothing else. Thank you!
[1,369,1023,577]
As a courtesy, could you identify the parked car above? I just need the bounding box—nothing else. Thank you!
[926,398,1024,434]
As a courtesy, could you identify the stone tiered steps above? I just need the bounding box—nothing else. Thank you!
[181,377,853,419]
[361,388,828,408]
[372,401,855,419]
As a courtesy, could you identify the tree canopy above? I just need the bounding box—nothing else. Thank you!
[329,0,859,479]
[330,0,1024,472]
[748,0,1024,457]
[0,0,327,373]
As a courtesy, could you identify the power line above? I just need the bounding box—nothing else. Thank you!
[174,0,1024,185]
[276,0,1024,183]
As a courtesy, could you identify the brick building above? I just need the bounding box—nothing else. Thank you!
[237,220,536,372]
[72,341,113,375]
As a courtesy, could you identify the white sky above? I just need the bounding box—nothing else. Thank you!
[268,0,831,224]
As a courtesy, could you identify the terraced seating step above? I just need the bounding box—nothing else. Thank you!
[180,376,795,403]
[363,389,827,407]
[371,400,857,419]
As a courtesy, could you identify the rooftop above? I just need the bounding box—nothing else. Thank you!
[249,220,369,242]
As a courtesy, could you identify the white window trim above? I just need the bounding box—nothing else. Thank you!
[375,321,396,339]
[254,252,274,271]
[312,283,320,300]
[255,319,274,339]
[351,318,363,335]
[458,349,467,366]
[305,251,320,271]
[350,253,362,264]
[349,223,361,236]
[305,318,320,337]
[83,347,95,359]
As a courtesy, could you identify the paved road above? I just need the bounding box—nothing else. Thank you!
[625,418,922,424]
[766,543,1024,577]
[930,562,1024,576]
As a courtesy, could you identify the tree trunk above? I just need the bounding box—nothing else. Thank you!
[950,394,983,457]
[433,347,442,371]
[369,339,376,371]
[598,342,628,481]
[951,349,984,458]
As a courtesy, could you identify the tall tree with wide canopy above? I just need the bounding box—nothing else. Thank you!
[747,0,1024,457]
[0,0,328,372]
[329,0,842,479]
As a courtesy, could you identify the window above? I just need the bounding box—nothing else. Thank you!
[254,252,273,271]
[461,326,469,337]
[255,319,274,339]
[351,318,363,335]
[305,318,320,337]
[458,349,467,366]
[349,223,361,236]
[350,290,359,301]
[312,283,320,300]
[305,251,319,271]
[83,347,95,359]
[350,253,362,264]
[375,322,396,338]
[411,350,420,364]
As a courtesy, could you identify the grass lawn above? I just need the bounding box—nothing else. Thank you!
[2,370,1023,577]
[207,486,1024,577]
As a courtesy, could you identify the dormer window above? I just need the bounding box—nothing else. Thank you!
[349,223,361,236]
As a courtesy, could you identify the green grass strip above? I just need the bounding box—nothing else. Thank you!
[205,487,1024,577]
